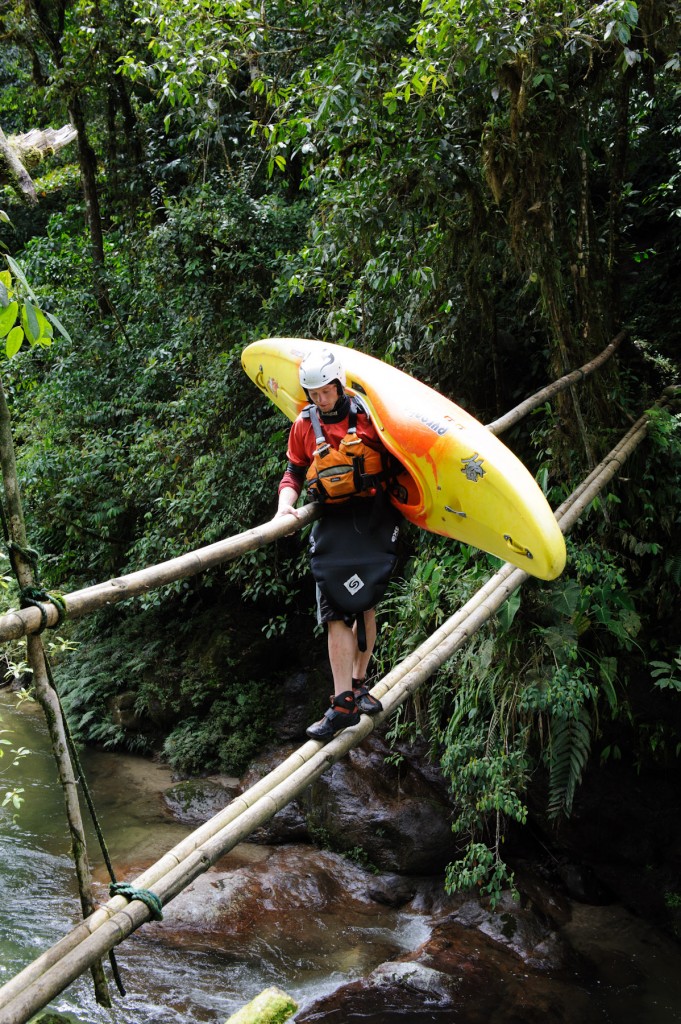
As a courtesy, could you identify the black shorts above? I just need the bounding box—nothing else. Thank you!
[311,498,401,625]
[316,584,347,625]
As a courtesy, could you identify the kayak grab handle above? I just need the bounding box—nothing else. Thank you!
[503,535,534,560]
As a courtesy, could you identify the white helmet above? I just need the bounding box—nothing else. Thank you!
[299,347,346,391]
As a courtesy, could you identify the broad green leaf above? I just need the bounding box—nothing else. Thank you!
[0,281,8,308]
[498,589,521,631]
[5,255,37,301]
[5,325,24,357]
[22,300,41,344]
[45,310,72,343]
[0,301,17,337]
[35,305,53,339]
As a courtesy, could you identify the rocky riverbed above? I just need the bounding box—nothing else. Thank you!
[108,731,681,1023]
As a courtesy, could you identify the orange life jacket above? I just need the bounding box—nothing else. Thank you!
[305,399,388,504]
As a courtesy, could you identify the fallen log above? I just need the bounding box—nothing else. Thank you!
[0,123,77,204]
[8,125,77,169]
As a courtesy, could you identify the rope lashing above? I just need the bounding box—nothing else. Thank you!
[109,882,164,921]
[5,538,41,579]
[3,538,68,632]
[19,584,67,633]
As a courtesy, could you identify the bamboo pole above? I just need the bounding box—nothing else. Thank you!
[225,988,297,1024]
[0,409,652,1024]
[485,330,626,435]
[0,504,320,641]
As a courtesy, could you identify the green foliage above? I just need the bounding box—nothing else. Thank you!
[0,258,70,359]
[9,177,309,591]
[650,651,681,693]
[445,842,518,911]
[379,484,678,902]
[162,679,275,776]
[49,589,289,771]
[545,706,592,821]
[441,719,527,908]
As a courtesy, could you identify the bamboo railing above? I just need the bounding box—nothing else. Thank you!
[485,330,625,435]
[0,403,654,1024]
[0,504,320,642]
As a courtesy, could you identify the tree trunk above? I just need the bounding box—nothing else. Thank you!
[607,67,633,327]
[68,95,111,312]
[0,378,112,1008]
[25,0,111,314]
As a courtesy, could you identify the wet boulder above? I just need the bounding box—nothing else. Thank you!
[450,891,569,971]
[162,776,240,826]
[296,913,590,1024]
[162,736,455,867]
[238,747,311,844]
[145,844,433,975]
[301,734,457,874]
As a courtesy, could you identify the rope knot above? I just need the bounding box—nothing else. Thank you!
[109,882,164,921]
[19,586,67,633]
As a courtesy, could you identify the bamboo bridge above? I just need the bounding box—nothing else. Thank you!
[0,331,671,1023]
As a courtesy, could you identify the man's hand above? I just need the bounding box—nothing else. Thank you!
[275,503,301,519]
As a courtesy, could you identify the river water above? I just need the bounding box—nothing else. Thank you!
[3,692,681,1024]
[0,692,431,1022]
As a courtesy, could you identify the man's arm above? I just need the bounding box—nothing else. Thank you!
[275,483,302,518]
[275,451,308,518]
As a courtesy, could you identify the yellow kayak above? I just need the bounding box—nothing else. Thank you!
[242,337,566,581]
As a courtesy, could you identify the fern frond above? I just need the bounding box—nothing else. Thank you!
[486,706,500,757]
[547,708,592,821]
[665,553,681,586]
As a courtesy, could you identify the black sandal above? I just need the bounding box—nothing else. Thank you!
[306,691,360,741]
[352,679,383,716]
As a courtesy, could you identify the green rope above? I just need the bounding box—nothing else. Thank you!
[3,535,68,632]
[19,585,67,633]
[7,539,40,575]
[109,882,164,921]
